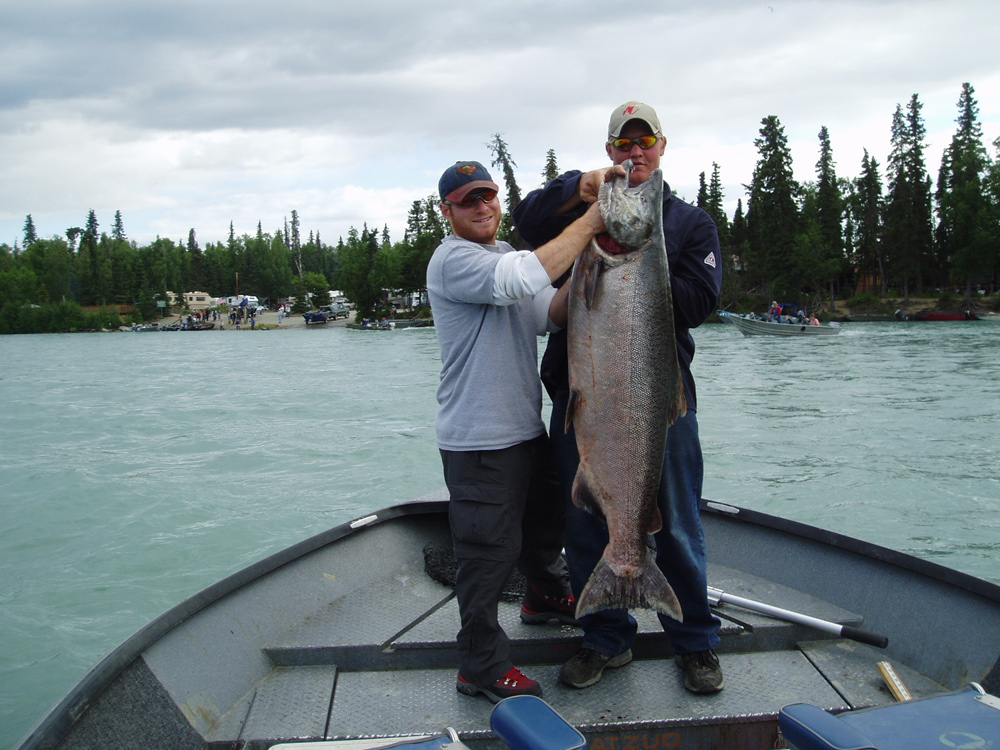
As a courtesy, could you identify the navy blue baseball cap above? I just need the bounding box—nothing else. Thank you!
[438,161,499,203]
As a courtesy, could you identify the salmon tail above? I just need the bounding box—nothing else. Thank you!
[575,550,683,622]
[570,468,604,520]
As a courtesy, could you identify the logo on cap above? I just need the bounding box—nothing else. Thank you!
[623,105,638,116]
[458,165,478,176]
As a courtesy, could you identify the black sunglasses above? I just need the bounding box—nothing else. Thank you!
[444,189,498,208]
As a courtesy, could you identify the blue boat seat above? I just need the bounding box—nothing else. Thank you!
[490,695,586,750]
[779,683,1000,750]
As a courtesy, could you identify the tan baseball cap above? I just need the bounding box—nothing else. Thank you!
[608,101,663,138]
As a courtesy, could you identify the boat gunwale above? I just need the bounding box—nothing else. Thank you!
[16,499,446,750]
[700,500,1000,603]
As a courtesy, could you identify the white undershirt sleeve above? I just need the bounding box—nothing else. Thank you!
[492,251,551,304]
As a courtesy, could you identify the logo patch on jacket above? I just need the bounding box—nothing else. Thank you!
[704,252,717,268]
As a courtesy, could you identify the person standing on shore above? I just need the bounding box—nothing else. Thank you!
[513,101,725,695]
[427,160,606,703]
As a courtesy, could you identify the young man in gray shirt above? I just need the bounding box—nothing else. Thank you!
[427,160,606,702]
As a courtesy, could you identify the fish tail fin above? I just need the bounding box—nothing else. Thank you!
[575,550,683,622]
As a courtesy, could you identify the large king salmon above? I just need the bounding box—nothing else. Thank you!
[566,161,687,621]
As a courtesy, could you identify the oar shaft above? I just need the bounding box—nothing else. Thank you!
[707,587,889,648]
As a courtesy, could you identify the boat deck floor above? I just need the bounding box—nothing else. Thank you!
[203,561,944,750]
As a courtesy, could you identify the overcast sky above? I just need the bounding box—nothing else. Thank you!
[2,0,998,251]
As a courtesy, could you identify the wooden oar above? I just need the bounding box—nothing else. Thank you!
[707,586,889,648]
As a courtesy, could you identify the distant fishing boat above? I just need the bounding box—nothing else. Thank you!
[302,311,329,325]
[975,311,1000,323]
[347,320,395,331]
[717,310,842,337]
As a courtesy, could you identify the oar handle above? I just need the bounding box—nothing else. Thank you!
[842,625,889,649]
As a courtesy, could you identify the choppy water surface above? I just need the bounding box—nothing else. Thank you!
[1,321,997,747]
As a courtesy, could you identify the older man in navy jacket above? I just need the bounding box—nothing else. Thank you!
[512,101,725,694]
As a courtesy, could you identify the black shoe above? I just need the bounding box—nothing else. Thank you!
[676,650,724,694]
[456,667,542,703]
[520,583,578,626]
[558,647,632,688]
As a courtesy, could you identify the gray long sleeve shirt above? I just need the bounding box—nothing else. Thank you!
[426,233,557,452]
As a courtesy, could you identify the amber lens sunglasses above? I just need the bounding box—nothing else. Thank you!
[609,135,660,151]
[445,189,498,208]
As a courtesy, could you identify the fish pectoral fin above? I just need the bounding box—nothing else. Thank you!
[571,469,605,521]
[648,507,663,534]
[582,250,602,310]
[564,389,580,434]
[667,373,689,425]
[575,550,683,622]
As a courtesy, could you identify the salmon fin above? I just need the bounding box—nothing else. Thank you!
[648,507,663,534]
[667,370,689,426]
[575,548,683,622]
[570,468,604,520]
[564,389,580,434]
[583,254,602,310]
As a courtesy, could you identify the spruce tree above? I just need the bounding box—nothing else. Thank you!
[290,209,303,277]
[112,211,127,242]
[746,115,800,297]
[23,215,38,248]
[815,126,846,306]
[404,200,425,243]
[696,172,709,209]
[488,133,525,248]
[706,163,730,251]
[78,210,101,304]
[851,150,885,294]
[542,149,560,184]
[985,136,1000,292]
[885,96,933,299]
[937,83,991,300]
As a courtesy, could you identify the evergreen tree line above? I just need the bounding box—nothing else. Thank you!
[707,83,999,311]
[3,83,998,334]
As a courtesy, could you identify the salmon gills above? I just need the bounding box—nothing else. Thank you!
[566,161,687,621]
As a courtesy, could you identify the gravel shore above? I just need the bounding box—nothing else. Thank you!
[160,310,352,330]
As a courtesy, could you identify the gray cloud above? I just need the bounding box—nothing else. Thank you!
[1,0,997,247]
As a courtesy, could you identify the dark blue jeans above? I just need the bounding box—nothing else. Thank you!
[550,390,721,657]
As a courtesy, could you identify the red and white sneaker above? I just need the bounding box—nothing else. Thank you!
[520,583,578,625]
[456,667,543,703]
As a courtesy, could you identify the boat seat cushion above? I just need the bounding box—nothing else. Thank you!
[490,696,585,750]
[780,685,1000,750]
